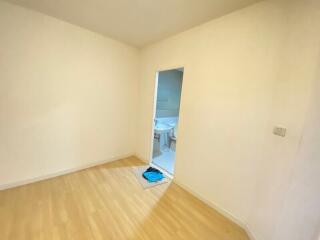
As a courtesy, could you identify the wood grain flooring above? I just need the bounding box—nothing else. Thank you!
[0,156,249,240]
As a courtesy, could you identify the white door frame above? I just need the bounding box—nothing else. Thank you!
[148,66,184,177]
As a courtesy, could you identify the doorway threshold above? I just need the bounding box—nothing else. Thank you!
[150,162,174,180]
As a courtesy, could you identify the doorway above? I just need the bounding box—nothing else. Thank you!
[150,68,184,176]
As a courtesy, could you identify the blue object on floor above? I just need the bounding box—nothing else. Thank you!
[143,171,164,183]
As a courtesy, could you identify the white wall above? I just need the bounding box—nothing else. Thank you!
[272,60,320,240]
[137,0,320,240]
[0,1,139,187]
[138,0,285,230]
[248,1,320,239]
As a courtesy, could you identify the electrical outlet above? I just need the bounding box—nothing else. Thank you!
[273,126,287,137]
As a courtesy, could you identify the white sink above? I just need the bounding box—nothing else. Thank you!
[154,122,173,134]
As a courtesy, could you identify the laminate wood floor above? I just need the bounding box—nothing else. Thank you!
[0,156,249,240]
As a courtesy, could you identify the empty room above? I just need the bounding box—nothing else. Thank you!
[0,0,319,240]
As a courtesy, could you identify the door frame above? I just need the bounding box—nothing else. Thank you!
[148,66,184,177]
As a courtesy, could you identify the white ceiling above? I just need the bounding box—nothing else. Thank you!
[5,0,260,47]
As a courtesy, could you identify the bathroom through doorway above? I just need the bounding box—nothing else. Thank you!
[150,68,184,176]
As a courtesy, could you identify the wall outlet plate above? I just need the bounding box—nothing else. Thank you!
[273,126,287,137]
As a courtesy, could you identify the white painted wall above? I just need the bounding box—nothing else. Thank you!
[248,1,320,239]
[272,62,320,240]
[0,1,139,187]
[137,0,320,239]
[138,0,285,229]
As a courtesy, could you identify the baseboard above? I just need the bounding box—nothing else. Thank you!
[244,224,259,240]
[173,179,257,240]
[129,155,259,240]
[133,153,149,163]
[133,154,258,239]
[0,153,134,191]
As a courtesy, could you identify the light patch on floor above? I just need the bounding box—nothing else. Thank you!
[133,165,170,189]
